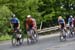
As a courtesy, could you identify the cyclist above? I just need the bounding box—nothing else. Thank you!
[68,15,74,36]
[10,14,22,45]
[58,16,66,30]
[10,14,20,31]
[26,15,37,35]
[58,16,66,40]
[68,15,74,28]
[26,15,37,43]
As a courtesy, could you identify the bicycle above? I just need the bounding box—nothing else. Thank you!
[59,28,67,41]
[27,29,38,44]
[11,29,24,46]
[69,25,75,38]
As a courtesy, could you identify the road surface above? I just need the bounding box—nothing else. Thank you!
[0,32,75,50]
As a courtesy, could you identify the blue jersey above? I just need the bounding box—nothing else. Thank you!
[68,17,73,23]
[58,19,64,24]
[11,18,19,24]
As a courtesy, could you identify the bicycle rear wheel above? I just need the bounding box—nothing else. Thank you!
[60,29,67,41]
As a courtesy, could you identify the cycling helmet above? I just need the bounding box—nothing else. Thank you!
[12,14,16,17]
[70,15,73,18]
[58,16,62,20]
[27,15,31,18]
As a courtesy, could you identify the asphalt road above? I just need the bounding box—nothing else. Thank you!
[0,32,75,50]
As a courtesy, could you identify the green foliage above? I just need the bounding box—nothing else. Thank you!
[0,0,75,37]
[0,34,11,41]
[0,5,12,35]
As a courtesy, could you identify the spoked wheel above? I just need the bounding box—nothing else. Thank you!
[27,36,34,45]
[60,29,67,42]
[33,33,38,43]
[27,29,38,45]
[11,36,17,46]
[11,34,24,46]
[12,37,24,46]
[32,30,39,43]
[69,27,74,38]
[19,37,24,45]
[27,35,38,45]
[27,35,30,45]
[60,35,66,42]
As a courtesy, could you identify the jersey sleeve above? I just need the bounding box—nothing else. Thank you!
[63,19,65,22]
[32,18,37,27]
[16,18,20,23]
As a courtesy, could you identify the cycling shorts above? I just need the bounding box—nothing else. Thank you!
[13,23,19,30]
[69,22,72,26]
[60,23,65,29]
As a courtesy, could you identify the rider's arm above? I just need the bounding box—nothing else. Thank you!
[63,19,66,28]
[18,20,20,29]
[18,22,20,29]
[32,19,37,29]
[64,21,66,27]
[16,18,20,29]
[58,19,61,28]
[68,18,70,25]
[33,20,37,28]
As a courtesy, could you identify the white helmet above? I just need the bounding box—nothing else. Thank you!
[70,15,73,18]
[12,14,16,17]
[27,15,31,18]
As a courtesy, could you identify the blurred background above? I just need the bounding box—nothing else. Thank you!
[0,0,75,40]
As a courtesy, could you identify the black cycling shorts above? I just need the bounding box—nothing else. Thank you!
[60,23,64,29]
[70,22,72,26]
[29,25,33,29]
[13,23,19,30]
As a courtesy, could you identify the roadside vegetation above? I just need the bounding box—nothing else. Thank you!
[0,0,75,41]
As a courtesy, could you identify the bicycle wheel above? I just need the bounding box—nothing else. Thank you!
[69,27,74,38]
[60,30,63,41]
[27,32,32,44]
[33,31,38,42]
[27,29,36,44]
[60,29,66,41]
[11,34,17,46]
[19,35,24,45]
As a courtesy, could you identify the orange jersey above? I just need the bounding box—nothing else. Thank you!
[26,18,35,27]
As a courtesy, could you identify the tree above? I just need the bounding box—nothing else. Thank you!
[0,5,12,35]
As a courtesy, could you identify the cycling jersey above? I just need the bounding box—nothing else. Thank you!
[68,17,73,23]
[11,18,19,24]
[26,18,36,29]
[58,19,64,24]
[68,17,74,26]
[11,17,20,30]
[58,19,65,29]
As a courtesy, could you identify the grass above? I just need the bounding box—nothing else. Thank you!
[0,34,11,41]
[0,34,27,41]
